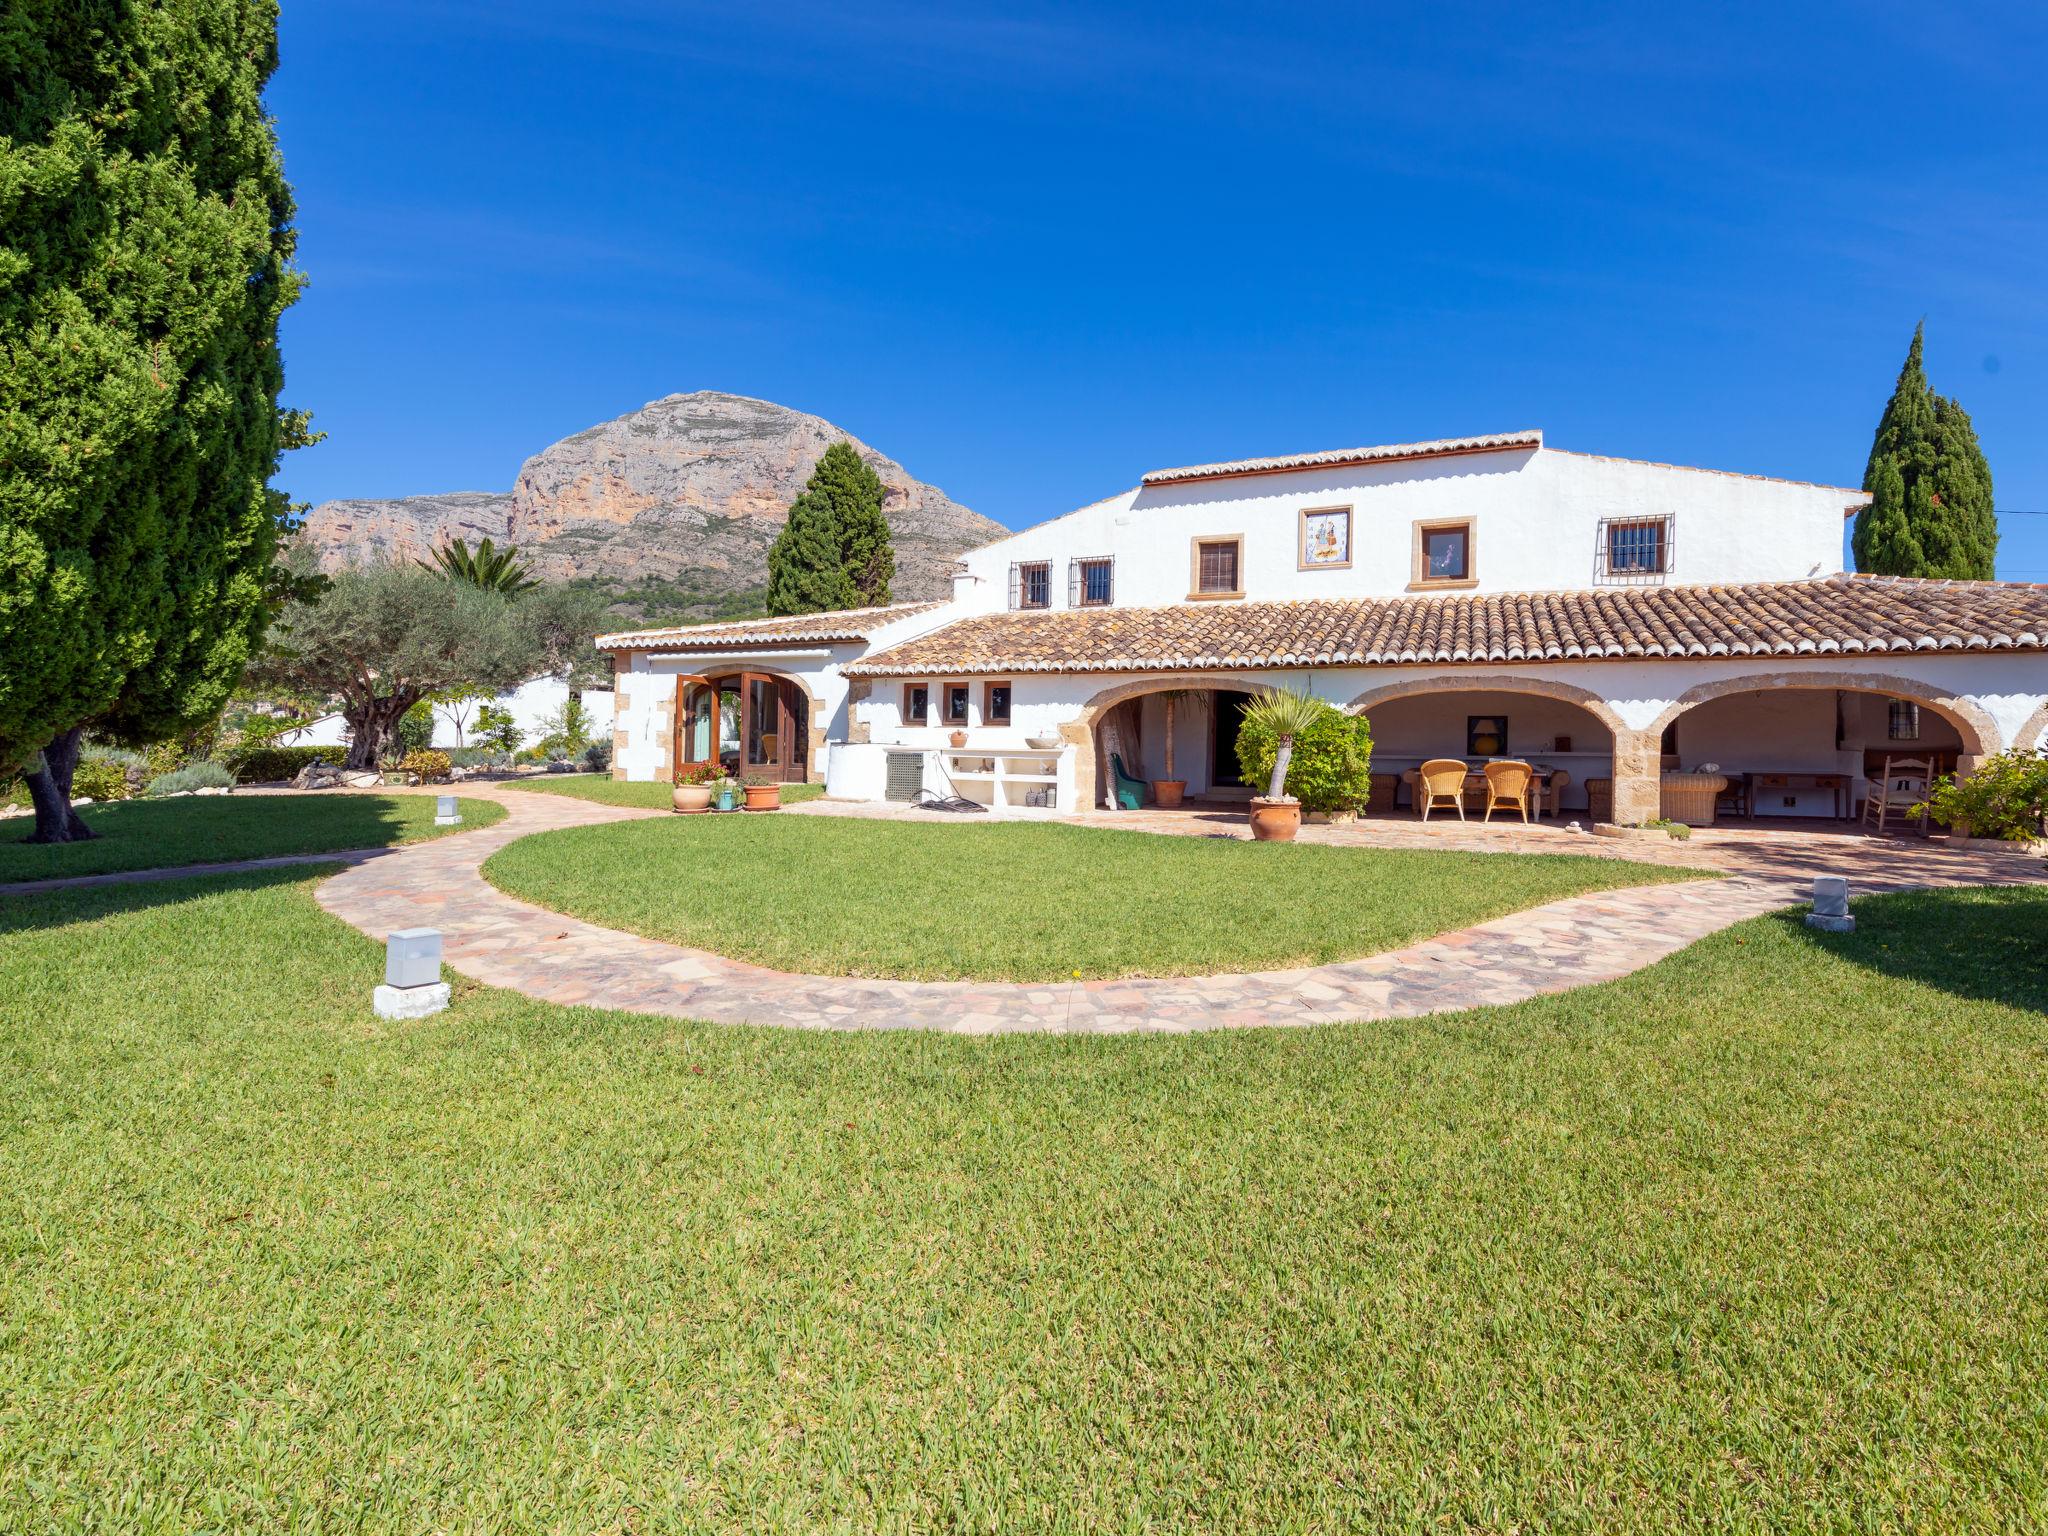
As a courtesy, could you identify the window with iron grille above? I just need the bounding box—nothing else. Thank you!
[1888,700,1921,741]
[1009,560,1052,609]
[1596,517,1672,583]
[1069,556,1114,607]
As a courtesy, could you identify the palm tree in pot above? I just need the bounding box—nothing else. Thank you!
[1240,686,1324,842]
[1150,688,1208,808]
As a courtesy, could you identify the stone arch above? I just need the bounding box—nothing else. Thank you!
[1343,672,1631,738]
[1067,672,1285,811]
[1644,669,2001,758]
[2018,698,2048,754]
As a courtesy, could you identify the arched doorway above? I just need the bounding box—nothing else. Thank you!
[1071,674,1279,810]
[675,670,811,782]
[1346,677,1625,818]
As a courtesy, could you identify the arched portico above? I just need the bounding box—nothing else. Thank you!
[2017,698,2048,754]
[1068,673,1283,810]
[1643,669,2000,759]
[671,665,828,784]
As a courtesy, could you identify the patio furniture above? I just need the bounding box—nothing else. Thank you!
[1417,758,1469,822]
[1747,771,1853,820]
[1861,755,1933,836]
[1660,771,1730,827]
[1482,760,1534,823]
[1586,777,1612,822]
[1716,772,1753,819]
[1367,772,1399,813]
[1109,752,1146,811]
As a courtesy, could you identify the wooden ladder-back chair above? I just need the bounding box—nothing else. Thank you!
[1482,760,1534,823]
[1418,759,1469,822]
[1862,756,1933,836]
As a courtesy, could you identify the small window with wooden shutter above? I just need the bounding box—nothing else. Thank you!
[1010,560,1051,609]
[1189,535,1244,599]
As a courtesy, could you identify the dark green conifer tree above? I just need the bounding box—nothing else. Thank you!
[1854,324,1997,579]
[766,441,890,614]
[0,0,304,841]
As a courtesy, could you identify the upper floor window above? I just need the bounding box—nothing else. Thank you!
[1299,506,1352,570]
[1411,519,1475,589]
[1010,560,1051,610]
[1190,535,1244,599]
[1070,556,1114,607]
[1597,516,1672,584]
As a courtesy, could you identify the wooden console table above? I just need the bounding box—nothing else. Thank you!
[1744,771,1852,820]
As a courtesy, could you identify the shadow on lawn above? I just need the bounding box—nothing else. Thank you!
[1788,884,2048,1014]
[0,861,343,936]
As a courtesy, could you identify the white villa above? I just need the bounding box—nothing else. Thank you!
[599,429,2048,827]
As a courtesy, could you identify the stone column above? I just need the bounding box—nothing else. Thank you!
[650,675,677,784]
[1061,718,1097,814]
[845,680,872,745]
[1610,726,1661,825]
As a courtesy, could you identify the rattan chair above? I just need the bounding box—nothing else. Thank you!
[1418,758,1469,822]
[1862,755,1933,836]
[1482,760,1534,823]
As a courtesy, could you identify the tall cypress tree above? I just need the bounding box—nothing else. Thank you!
[765,441,894,614]
[1854,324,1998,579]
[0,0,303,841]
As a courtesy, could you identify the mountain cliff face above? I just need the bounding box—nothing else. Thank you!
[298,392,1002,622]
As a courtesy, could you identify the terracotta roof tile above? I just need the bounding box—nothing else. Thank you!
[843,576,2048,677]
[597,602,942,652]
[1143,429,1542,486]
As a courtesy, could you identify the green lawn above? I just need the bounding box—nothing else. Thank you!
[0,793,506,884]
[2,873,2045,1530]
[501,772,826,808]
[483,815,1693,980]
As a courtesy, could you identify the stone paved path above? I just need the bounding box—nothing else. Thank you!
[299,784,2045,1035]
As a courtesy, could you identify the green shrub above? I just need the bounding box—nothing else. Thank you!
[582,739,613,774]
[448,746,509,769]
[71,757,132,803]
[474,703,523,756]
[145,762,236,798]
[400,749,453,783]
[392,703,437,762]
[226,744,346,783]
[1235,699,1373,812]
[1914,748,2048,842]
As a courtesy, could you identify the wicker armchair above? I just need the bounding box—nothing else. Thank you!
[1482,760,1534,823]
[1418,758,1469,822]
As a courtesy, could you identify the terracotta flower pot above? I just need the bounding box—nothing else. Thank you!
[672,783,713,814]
[743,782,782,811]
[1248,796,1302,842]
[949,730,968,748]
[1152,779,1186,808]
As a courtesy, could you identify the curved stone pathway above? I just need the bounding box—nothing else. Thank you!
[296,786,2043,1035]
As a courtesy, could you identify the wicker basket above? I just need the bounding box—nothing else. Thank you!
[1660,772,1730,827]
[1367,773,1399,813]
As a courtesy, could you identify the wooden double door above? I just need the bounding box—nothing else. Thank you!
[677,672,808,782]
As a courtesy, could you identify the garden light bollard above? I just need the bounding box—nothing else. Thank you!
[1804,876,1854,934]
[374,927,452,1019]
[435,793,461,826]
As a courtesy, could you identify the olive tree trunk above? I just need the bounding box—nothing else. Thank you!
[22,727,96,843]
[342,694,418,771]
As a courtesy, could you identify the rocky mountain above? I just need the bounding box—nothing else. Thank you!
[298,392,1003,623]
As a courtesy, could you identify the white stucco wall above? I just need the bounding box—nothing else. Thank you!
[275,677,614,755]
[948,446,1858,615]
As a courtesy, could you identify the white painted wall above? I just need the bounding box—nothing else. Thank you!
[949,446,1858,614]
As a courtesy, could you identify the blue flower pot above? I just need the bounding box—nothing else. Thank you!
[715,788,737,811]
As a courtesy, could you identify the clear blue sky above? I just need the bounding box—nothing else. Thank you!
[271,1,2048,578]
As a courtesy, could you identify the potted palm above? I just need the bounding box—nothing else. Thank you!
[1150,689,1207,809]
[671,761,715,813]
[1240,686,1323,842]
[742,772,782,811]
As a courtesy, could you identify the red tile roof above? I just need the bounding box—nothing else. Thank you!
[1142,429,1543,486]
[597,602,942,652]
[843,576,2048,677]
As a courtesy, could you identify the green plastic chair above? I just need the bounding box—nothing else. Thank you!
[1110,752,1146,810]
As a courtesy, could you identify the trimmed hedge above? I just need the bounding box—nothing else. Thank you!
[227,744,345,783]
